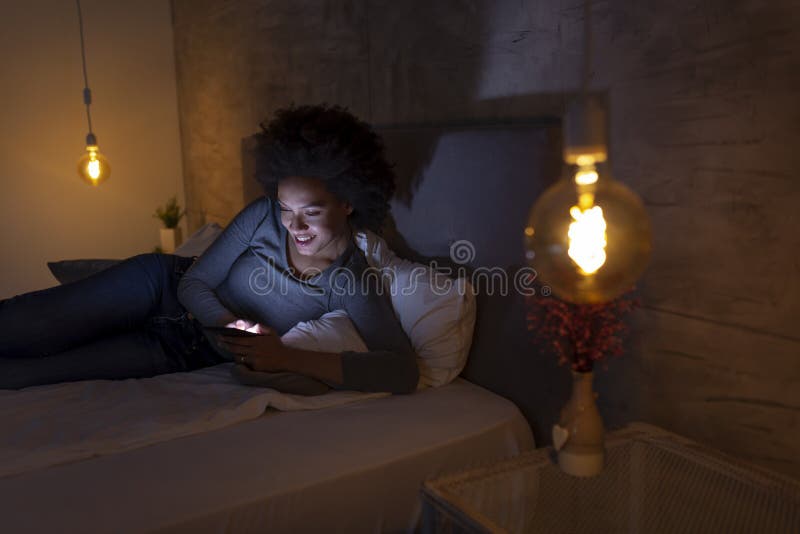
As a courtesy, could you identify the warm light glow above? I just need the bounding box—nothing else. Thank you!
[574,167,598,185]
[87,155,101,180]
[77,145,111,186]
[571,164,604,273]
[568,204,607,275]
[565,149,607,165]
[525,95,651,304]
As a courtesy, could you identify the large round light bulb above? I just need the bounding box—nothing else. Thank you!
[524,164,651,303]
[77,144,111,186]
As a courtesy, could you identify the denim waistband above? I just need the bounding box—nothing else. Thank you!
[148,312,224,372]
[147,254,224,371]
[171,254,198,277]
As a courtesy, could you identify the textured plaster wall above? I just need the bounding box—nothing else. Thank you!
[172,0,800,477]
[0,0,185,298]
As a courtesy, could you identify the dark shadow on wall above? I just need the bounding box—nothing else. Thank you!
[375,117,571,447]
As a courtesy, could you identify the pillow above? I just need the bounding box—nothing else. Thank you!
[353,230,477,389]
[174,222,223,257]
[280,308,368,353]
[47,259,121,285]
[47,223,224,285]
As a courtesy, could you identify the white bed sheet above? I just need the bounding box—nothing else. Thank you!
[0,378,534,533]
[0,363,387,479]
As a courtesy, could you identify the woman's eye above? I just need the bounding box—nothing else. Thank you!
[305,211,321,216]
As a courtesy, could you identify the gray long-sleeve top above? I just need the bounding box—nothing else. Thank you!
[176,196,418,394]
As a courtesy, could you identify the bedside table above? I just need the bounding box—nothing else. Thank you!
[420,422,800,533]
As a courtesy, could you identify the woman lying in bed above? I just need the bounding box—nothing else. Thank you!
[0,104,419,394]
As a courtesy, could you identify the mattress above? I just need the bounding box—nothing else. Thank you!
[0,377,534,533]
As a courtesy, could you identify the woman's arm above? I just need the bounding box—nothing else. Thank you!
[330,268,419,394]
[177,198,270,326]
[277,348,344,385]
[232,337,416,394]
[219,271,418,393]
[215,331,345,385]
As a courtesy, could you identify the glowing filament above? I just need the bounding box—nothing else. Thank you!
[87,154,101,180]
[574,168,598,185]
[568,205,607,275]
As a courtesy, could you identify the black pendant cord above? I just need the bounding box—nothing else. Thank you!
[76,0,94,140]
[582,0,592,97]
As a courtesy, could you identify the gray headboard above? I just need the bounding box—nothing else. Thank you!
[242,121,583,446]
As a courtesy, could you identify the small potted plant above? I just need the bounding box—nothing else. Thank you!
[154,196,186,253]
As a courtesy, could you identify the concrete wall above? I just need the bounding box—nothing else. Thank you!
[171,0,800,478]
[0,0,185,298]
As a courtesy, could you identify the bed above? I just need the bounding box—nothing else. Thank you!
[1,121,557,532]
[0,368,531,533]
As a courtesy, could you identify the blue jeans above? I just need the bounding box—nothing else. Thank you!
[0,253,225,389]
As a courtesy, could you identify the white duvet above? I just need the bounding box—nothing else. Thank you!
[0,363,387,479]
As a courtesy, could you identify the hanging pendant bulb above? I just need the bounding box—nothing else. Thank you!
[75,0,110,186]
[77,133,111,186]
[524,96,652,304]
[524,0,651,303]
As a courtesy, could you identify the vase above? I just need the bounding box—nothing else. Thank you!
[551,370,605,477]
[159,227,183,254]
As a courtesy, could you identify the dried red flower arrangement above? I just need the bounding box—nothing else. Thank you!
[525,288,639,372]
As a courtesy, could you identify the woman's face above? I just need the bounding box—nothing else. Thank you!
[277,176,353,261]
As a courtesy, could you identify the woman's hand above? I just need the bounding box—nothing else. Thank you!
[215,325,289,372]
[216,323,345,386]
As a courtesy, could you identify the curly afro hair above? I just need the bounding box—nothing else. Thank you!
[254,104,396,233]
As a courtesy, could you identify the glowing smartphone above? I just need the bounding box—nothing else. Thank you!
[202,326,259,337]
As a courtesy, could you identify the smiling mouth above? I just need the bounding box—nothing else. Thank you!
[294,235,315,247]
